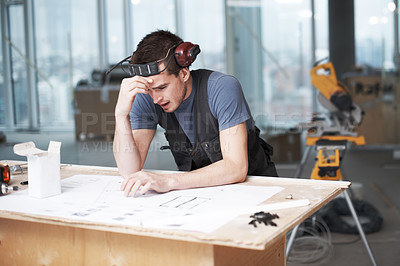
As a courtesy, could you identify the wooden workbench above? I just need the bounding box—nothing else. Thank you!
[0,161,349,265]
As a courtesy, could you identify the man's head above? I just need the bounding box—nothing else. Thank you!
[130,30,200,113]
[133,30,183,76]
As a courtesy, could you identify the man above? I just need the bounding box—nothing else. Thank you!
[113,30,277,197]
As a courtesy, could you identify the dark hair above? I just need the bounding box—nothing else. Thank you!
[133,30,183,75]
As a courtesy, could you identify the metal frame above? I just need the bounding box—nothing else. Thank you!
[310,0,318,113]
[394,0,400,71]
[24,0,39,131]
[174,0,182,37]
[0,0,14,130]
[1,0,38,131]
[224,0,234,76]
[286,145,377,266]
[97,0,107,69]
[123,0,133,56]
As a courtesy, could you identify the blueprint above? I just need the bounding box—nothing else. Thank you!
[0,175,288,233]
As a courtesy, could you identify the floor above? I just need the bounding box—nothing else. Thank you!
[1,130,399,266]
[282,146,400,266]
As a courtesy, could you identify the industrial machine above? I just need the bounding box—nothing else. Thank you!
[296,61,366,180]
[301,61,364,140]
[286,61,377,265]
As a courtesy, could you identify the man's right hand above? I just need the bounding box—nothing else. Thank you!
[115,76,153,117]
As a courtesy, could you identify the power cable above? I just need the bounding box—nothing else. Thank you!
[287,215,334,265]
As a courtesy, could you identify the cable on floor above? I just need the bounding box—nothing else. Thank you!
[287,215,334,265]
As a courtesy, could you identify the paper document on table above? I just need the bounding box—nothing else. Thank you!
[0,175,291,233]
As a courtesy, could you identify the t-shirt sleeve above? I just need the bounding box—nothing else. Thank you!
[129,93,158,130]
[208,73,252,131]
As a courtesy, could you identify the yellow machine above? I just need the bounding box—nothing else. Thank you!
[288,62,377,266]
[305,61,365,180]
[310,62,353,112]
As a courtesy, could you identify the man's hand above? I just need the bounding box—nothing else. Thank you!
[120,171,174,197]
[115,76,153,117]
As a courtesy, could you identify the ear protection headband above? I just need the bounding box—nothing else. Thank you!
[173,42,201,68]
[106,42,201,77]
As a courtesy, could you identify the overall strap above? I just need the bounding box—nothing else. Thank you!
[192,69,219,144]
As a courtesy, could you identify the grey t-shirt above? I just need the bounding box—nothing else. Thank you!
[130,71,254,145]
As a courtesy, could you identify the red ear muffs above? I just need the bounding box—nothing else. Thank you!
[174,42,201,67]
[106,41,201,77]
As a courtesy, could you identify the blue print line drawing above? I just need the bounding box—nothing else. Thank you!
[160,196,210,209]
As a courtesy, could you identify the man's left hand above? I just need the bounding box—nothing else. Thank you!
[121,171,173,197]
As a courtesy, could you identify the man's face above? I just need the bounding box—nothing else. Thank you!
[147,66,189,113]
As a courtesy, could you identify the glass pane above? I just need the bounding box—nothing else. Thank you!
[34,0,74,127]
[314,0,329,114]
[131,0,176,47]
[70,0,99,86]
[227,3,264,115]
[355,0,395,69]
[180,0,226,72]
[106,0,125,63]
[0,8,4,126]
[262,0,313,129]
[314,0,329,62]
[226,0,327,129]
[9,5,28,126]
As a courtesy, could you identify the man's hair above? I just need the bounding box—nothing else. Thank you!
[133,30,183,76]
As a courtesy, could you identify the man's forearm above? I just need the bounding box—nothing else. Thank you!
[169,156,248,191]
[113,116,142,177]
[168,123,249,190]
[121,156,248,196]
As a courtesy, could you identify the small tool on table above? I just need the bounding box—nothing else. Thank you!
[0,163,11,184]
[0,163,20,195]
[0,182,18,195]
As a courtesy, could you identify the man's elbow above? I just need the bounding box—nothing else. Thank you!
[235,161,248,183]
[114,154,142,178]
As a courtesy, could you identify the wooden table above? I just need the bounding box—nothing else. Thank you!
[0,161,349,266]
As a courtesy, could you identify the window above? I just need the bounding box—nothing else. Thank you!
[1,0,330,132]
[34,0,99,127]
[314,0,329,64]
[9,4,29,126]
[71,0,99,86]
[355,0,396,69]
[131,0,176,48]
[227,0,328,130]
[106,0,125,64]
[130,0,226,71]
[34,0,73,126]
[180,0,226,72]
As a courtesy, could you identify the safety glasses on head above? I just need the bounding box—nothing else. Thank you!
[106,42,201,77]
